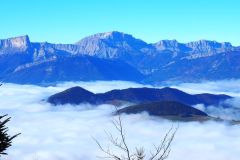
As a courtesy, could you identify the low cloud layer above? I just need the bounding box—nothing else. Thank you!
[171,80,240,120]
[0,81,240,160]
[171,79,240,97]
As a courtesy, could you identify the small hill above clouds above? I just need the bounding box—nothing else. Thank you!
[48,86,96,105]
[47,86,231,106]
[48,86,231,121]
[117,101,210,121]
[48,86,239,122]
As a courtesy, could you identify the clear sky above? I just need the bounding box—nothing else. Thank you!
[0,0,239,45]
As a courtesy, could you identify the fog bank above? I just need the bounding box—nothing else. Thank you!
[0,80,239,160]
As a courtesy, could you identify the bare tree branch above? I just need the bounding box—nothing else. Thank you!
[93,106,178,160]
[149,125,178,160]
[93,136,121,160]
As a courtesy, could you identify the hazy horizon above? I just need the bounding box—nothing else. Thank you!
[1,80,240,160]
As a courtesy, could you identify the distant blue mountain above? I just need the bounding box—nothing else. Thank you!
[0,32,240,84]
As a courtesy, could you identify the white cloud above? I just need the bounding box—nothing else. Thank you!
[171,79,240,97]
[0,80,240,160]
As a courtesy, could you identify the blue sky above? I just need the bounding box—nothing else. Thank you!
[1,0,239,45]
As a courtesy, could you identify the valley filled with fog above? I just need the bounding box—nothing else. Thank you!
[1,80,240,160]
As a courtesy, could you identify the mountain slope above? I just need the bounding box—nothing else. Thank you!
[145,51,240,82]
[3,56,144,84]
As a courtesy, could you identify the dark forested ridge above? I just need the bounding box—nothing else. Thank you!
[48,86,231,106]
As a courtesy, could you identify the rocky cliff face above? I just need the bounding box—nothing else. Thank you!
[0,35,31,54]
[154,39,235,59]
[154,40,186,51]
[185,40,233,58]
[75,31,153,58]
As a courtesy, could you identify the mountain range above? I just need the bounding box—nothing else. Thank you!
[47,86,231,106]
[1,31,240,84]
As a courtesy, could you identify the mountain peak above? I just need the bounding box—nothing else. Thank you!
[155,39,178,46]
[153,39,235,57]
[0,35,31,49]
[154,39,189,54]
[94,31,128,39]
[185,40,233,56]
[74,31,151,58]
[186,39,232,48]
[75,31,136,44]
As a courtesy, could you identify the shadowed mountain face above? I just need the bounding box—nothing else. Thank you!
[47,86,231,106]
[3,56,144,84]
[117,101,209,118]
[0,32,240,84]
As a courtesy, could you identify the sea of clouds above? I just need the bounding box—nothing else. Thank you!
[0,80,240,160]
